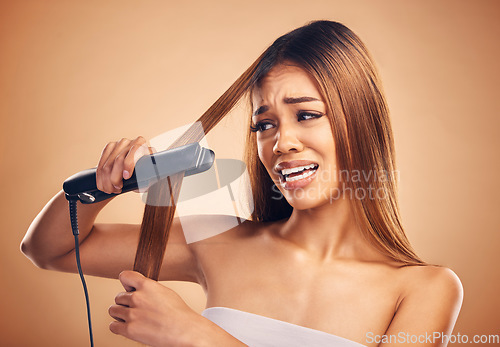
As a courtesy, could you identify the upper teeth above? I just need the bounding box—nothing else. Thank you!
[281,164,317,176]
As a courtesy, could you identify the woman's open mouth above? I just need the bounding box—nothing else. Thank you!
[278,163,319,189]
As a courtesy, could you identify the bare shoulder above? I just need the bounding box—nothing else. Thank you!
[383,264,464,340]
[398,265,463,300]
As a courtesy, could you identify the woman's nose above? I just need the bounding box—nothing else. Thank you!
[272,124,304,155]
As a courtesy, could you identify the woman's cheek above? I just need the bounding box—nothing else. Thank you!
[257,141,273,169]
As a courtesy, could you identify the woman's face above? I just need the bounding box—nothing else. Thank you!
[251,63,339,210]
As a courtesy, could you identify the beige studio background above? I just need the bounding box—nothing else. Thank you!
[1,0,499,346]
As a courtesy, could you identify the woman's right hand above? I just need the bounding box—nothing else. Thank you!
[96,136,156,195]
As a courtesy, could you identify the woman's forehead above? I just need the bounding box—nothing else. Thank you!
[252,64,323,105]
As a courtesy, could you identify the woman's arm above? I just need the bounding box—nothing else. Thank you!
[381,266,463,347]
[21,189,199,281]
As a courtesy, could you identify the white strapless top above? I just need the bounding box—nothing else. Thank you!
[202,307,366,347]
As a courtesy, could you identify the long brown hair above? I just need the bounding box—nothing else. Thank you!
[134,20,424,280]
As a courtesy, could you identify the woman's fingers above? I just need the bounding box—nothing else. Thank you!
[103,138,132,193]
[119,270,146,292]
[109,321,140,344]
[96,136,149,194]
[96,142,117,193]
[114,291,133,307]
[109,320,126,335]
[109,137,149,187]
[121,142,150,180]
[108,146,130,192]
[108,304,128,323]
[97,139,129,194]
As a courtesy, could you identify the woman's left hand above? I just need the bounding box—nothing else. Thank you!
[108,270,203,346]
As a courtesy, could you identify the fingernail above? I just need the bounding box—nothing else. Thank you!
[123,170,130,179]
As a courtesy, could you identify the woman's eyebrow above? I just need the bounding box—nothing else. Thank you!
[253,97,322,117]
[253,105,269,117]
[283,96,322,104]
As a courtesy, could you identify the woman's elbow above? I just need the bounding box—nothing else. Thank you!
[20,235,51,270]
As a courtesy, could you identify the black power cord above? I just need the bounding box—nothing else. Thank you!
[67,197,94,347]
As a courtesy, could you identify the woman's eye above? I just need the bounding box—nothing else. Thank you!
[250,112,322,132]
[297,111,323,121]
[250,122,274,133]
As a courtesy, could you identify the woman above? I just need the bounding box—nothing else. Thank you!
[21,20,463,346]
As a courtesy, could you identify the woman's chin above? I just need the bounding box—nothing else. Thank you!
[282,189,332,211]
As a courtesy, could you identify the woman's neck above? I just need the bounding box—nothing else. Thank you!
[277,198,377,263]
